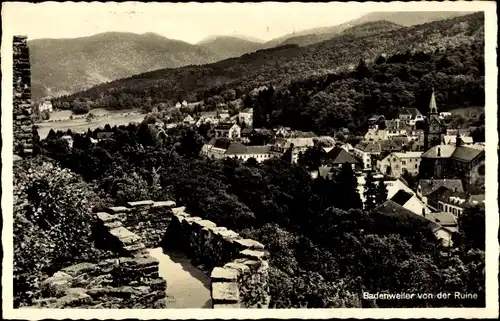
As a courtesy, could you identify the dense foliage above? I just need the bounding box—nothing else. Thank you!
[51,13,483,117]
[36,121,485,308]
[13,157,115,307]
[247,41,484,135]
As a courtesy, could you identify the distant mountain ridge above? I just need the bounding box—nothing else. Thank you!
[51,12,484,114]
[31,11,475,100]
[263,11,473,48]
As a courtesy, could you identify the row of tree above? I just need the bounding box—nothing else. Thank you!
[32,119,485,308]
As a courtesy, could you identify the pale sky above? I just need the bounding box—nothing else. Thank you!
[1,1,484,44]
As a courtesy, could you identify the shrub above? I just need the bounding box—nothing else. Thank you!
[13,157,114,307]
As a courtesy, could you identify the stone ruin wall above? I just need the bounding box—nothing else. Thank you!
[13,36,35,157]
[38,200,270,309]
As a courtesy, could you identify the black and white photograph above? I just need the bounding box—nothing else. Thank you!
[1,1,497,319]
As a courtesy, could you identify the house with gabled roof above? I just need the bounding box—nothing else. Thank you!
[390,189,431,217]
[377,151,423,178]
[419,141,485,192]
[385,119,412,137]
[324,147,360,170]
[183,114,195,125]
[398,107,424,126]
[368,114,386,130]
[444,135,474,146]
[238,108,253,127]
[353,141,382,170]
[215,123,241,140]
[201,138,274,163]
[375,200,455,248]
[417,179,464,205]
[364,128,388,142]
[426,186,484,218]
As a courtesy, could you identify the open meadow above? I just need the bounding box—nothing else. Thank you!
[36,108,146,139]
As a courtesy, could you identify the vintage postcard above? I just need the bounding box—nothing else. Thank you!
[1,1,498,319]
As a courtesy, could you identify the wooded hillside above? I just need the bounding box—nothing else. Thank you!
[51,13,484,116]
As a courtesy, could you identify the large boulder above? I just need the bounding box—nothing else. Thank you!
[40,271,73,298]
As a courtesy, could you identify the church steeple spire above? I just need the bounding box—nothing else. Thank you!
[429,87,437,114]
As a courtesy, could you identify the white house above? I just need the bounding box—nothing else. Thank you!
[376,200,454,248]
[443,135,474,146]
[364,128,388,142]
[238,108,253,127]
[439,112,452,119]
[183,114,195,125]
[215,123,241,140]
[202,138,274,163]
[181,100,188,107]
[353,142,382,170]
[385,119,410,137]
[39,100,53,113]
[398,107,424,126]
[377,151,423,178]
[416,179,465,205]
[389,189,431,216]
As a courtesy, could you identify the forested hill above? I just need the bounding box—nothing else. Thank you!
[51,12,484,113]
[249,44,484,135]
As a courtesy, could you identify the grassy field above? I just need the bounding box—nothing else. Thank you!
[36,109,146,139]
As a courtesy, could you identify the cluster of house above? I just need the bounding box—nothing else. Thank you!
[201,121,332,163]
[176,106,253,129]
[318,90,485,249]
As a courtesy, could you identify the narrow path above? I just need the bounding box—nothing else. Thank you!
[148,248,212,309]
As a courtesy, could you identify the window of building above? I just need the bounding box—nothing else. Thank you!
[402,161,406,166]
[415,164,418,169]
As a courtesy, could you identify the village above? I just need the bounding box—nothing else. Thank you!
[39,88,485,253]
[180,90,483,251]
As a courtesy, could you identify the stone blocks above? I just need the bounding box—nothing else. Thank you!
[90,200,271,309]
[13,36,35,157]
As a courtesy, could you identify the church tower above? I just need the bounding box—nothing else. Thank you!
[424,88,445,150]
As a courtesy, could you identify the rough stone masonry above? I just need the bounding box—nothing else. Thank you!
[13,35,35,157]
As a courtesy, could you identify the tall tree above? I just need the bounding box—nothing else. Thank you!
[458,205,485,251]
[363,172,377,210]
[334,162,362,210]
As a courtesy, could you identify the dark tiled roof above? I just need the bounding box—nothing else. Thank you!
[241,128,253,135]
[386,119,412,132]
[468,194,485,204]
[418,179,464,196]
[245,145,271,154]
[425,212,458,227]
[225,141,248,154]
[215,123,236,130]
[327,147,359,164]
[390,190,413,206]
[451,146,484,163]
[290,131,317,138]
[213,139,232,150]
[422,145,457,158]
[355,141,381,153]
[426,186,469,204]
[381,140,403,152]
[375,200,441,231]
